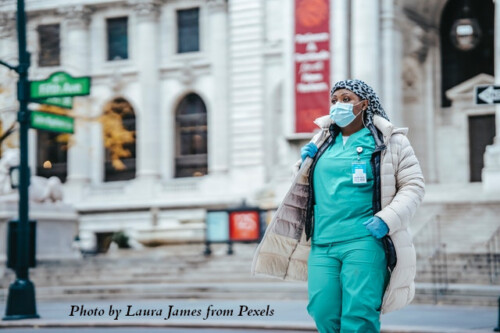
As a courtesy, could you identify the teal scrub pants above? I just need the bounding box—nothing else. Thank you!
[307,236,389,333]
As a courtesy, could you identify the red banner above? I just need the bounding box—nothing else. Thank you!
[294,0,331,133]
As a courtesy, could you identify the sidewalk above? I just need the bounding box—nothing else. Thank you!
[0,298,497,332]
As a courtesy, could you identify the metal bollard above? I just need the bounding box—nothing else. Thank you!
[495,296,500,332]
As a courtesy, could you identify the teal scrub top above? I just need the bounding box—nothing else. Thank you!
[312,127,376,244]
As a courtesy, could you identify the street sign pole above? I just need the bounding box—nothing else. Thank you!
[3,0,39,320]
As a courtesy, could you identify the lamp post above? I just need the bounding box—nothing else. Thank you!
[1,0,39,320]
[450,0,482,51]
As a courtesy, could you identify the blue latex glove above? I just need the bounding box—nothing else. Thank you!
[363,216,389,239]
[300,142,318,162]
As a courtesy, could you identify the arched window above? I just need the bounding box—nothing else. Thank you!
[175,93,208,178]
[36,130,68,182]
[102,97,136,182]
[440,0,494,107]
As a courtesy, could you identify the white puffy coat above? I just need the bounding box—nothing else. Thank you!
[251,114,425,314]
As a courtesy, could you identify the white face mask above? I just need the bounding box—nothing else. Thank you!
[329,101,364,127]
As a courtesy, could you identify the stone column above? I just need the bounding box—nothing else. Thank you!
[132,0,161,182]
[331,0,349,82]
[482,1,500,192]
[207,0,229,174]
[351,0,380,91]
[61,6,92,199]
[380,0,404,126]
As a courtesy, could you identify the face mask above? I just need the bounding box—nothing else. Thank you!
[329,101,364,127]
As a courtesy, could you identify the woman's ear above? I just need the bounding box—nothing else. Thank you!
[362,100,369,111]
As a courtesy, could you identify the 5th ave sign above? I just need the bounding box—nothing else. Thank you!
[28,71,91,133]
[30,71,91,99]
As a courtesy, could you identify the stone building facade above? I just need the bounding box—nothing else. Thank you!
[0,0,498,250]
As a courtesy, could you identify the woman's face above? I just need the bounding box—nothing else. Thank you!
[330,89,368,115]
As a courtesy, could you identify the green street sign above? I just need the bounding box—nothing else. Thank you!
[30,111,74,134]
[32,96,73,109]
[30,71,91,99]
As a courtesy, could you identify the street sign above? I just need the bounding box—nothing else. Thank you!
[30,71,91,99]
[475,85,500,105]
[32,96,73,109]
[30,111,74,133]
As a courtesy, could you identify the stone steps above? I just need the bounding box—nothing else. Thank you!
[415,252,499,285]
[1,279,497,307]
[1,243,498,307]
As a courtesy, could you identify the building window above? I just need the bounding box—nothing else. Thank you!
[177,8,200,53]
[107,17,128,61]
[175,93,207,178]
[38,24,60,67]
[37,130,68,182]
[102,98,136,182]
[440,0,494,107]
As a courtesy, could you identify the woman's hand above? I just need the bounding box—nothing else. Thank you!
[301,142,318,162]
[363,216,389,239]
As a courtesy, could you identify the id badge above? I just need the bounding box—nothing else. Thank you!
[352,161,367,184]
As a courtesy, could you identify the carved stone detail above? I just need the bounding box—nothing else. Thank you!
[207,0,227,12]
[128,0,160,21]
[401,21,430,64]
[180,62,194,86]
[0,11,16,38]
[58,5,92,29]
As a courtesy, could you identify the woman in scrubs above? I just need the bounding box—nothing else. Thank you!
[301,79,422,332]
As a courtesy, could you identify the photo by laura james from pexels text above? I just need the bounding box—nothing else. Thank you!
[69,304,275,321]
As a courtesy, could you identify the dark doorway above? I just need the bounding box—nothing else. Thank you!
[468,114,496,182]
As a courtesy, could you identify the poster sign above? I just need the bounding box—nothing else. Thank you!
[294,0,331,133]
[206,211,229,242]
[229,211,260,241]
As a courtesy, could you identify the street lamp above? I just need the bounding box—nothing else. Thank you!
[450,0,482,51]
[1,0,39,320]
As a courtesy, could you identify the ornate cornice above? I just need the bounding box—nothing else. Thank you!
[207,0,227,12]
[128,0,160,22]
[58,5,92,29]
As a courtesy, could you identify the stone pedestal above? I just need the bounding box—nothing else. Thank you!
[483,2,500,193]
[0,201,79,264]
[482,135,500,193]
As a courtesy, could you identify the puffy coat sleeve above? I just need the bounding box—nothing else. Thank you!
[291,131,324,179]
[291,158,302,178]
[375,134,425,235]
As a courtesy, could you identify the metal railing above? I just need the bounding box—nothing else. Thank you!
[486,226,500,284]
[413,215,448,303]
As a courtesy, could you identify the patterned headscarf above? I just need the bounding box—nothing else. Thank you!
[330,79,390,129]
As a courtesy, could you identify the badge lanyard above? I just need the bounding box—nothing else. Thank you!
[352,146,367,184]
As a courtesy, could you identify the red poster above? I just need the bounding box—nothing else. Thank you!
[229,211,260,241]
[294,0,331,133]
